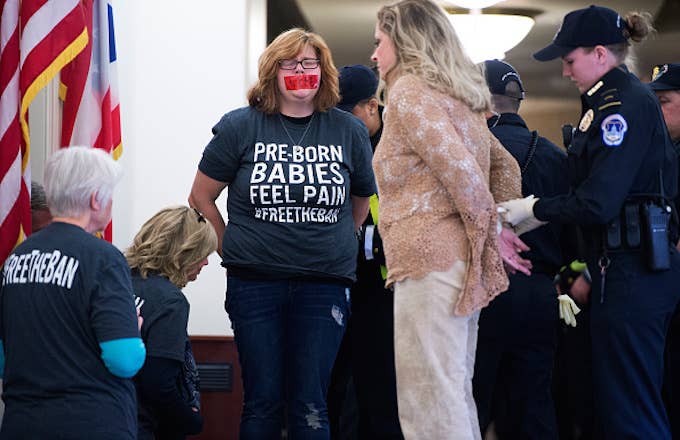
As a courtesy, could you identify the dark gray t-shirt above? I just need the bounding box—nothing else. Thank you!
[132,272,193,439]
[199,106,376,283]
[0,222,139,439]
[133,272,187,362]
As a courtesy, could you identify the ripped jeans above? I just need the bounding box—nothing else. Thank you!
[226,275,350,439]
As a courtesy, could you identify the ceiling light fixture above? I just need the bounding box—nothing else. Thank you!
[446,7,537,64]
[446,0,502,9]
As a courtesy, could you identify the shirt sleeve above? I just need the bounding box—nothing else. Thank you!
[99,337,146,378]
[534,103,650,224]
[349,122,377,197]
[144,297,189,362]
[90,254,140,343]
[488,132,522,203]
[198,114,241,183]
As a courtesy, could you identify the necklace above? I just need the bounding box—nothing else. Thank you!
[278,113,315,146]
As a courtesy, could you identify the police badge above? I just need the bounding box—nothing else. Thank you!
[579,109,594,132]
[652,64,668,82]
[601,114,628,147]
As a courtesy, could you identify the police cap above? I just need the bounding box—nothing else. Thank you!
[337,65,379,113]
[534,5,628,62]
[649,64,680,91]
[483,59,525,100]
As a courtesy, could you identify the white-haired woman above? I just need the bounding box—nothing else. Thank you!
[0,146,145,440]
[126,205,217,440]
[370,0,529,438]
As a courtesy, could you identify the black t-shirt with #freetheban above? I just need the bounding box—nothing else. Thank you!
[132,272,202,439]
[0,222,140,440]
[198,106,376,284]
[133,272,187,363]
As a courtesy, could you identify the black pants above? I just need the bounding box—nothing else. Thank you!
[664,305,680,439]
[328,328,358,440]
[589,250,680,439]
[552,305,595,440]
[473,272,559,440]
[328,261,403,440]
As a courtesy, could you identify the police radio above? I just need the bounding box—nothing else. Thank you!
[640,170,671,271]
[641,202,671,271]
[561,124,574,150]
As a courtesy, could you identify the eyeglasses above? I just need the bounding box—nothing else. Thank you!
[278,58,320,70]
[192,208,206,223]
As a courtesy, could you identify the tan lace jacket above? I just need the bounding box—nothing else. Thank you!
[373,74,521,316]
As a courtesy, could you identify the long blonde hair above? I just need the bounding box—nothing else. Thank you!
[126,206,217,288]
[377,0,491,112]
[247,28,340,114]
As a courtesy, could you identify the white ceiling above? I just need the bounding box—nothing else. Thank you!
[296,0,680,99]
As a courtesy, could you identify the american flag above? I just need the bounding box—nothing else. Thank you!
[0,0,88,264]
[60,0,121,241]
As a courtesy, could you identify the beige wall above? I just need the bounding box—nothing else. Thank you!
[520,97,582,150]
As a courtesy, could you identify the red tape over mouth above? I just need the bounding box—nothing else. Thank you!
[284,75,319,90]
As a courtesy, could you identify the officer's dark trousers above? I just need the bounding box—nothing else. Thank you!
[473,272,559,440]
[589,250,680,440]
[327,262,403,440]
[328,328,358,439]
[349,282,402,439]
[553,305,595,440]
[663,305,680,439]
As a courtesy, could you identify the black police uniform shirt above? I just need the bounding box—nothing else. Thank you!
[132,271,199,438]
[0,222,140,439]
[355,106,387,293]
[199,106,376,284]
[534,65,678,247]
[674,139,680,215]
[488,112,568,272]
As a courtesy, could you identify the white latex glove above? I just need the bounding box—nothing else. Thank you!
[514,216,548,236]
[558,294,581,327]
[498,195,538,226]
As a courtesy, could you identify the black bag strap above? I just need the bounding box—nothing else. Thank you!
[521,130,539,174]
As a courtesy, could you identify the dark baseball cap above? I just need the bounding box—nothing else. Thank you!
[533,5,628,62]
[649,64,680,91]
[337,65,379,112]
[483,59,525,100]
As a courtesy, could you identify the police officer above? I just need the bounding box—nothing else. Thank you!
[649,63,680,439]
[472,59,567,440]
[327,65,403,440]
[500,6,680,439]
[650,64,680,213]
[650,64,680,149]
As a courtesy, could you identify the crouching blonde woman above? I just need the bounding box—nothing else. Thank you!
[126,206,217,440]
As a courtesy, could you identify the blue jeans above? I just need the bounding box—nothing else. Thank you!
[226,275,350,440]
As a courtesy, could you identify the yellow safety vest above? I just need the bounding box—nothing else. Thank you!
[368,194,388,281]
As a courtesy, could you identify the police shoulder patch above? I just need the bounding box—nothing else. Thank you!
[601,113,628,147]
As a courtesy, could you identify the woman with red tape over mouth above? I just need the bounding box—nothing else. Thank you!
[189,28,376,439]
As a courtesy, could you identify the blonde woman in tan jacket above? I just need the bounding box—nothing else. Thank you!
[370,1,530,438]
